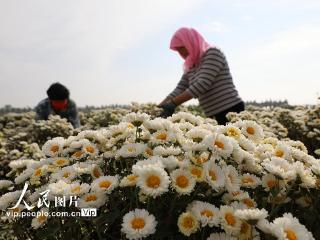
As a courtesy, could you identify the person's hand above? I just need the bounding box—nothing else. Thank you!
[159,101,177,118]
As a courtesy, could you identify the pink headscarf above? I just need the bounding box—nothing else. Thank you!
[170,27,211,72]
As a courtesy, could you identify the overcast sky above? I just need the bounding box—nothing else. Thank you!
[0,0,320,107]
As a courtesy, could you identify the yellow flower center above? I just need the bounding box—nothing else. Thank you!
[201,210,214,218]
[37,215,47,223]
[275,150,284,157]
[242,176,254,184]
[63,172,70,178]
[209,170,217,181]
[214,140,225,149]
[156,132,167,141]
[127,175,137,182]
[73,151,84,158]
[182,216,195,229]
[228,128,240,138]
[145,148,153,156]
[127,147,135,153]
[85,194,97,202]
[50,145,60,153]
[34,168,42,177]
[131,218,145,230]
[99,180,111,189]
[93,168,102,178]
[55,159,66,166]
[127,123,134,129]
[146,175,161,188]
[241,222,251,234]
[285,229,297,240]
[267,180,276,188]
[71,186,81,193]
[225,213,236,226]
[176,175,189,188]
[246,127,255,135]
[242,198,255,208]
[85,146,95,153]
[190,167,202,178]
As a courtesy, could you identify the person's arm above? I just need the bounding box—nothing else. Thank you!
[160,75,189,105]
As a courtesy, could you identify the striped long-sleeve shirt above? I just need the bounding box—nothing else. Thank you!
[168,47,243,117]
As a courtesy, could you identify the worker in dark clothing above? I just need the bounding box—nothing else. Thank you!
[35,82,80,128]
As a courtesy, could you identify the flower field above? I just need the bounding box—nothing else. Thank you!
[0,103,319,240]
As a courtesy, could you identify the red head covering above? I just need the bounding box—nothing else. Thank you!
[170,27,211,72]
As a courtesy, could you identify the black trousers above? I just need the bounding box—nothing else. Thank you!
[212,101,245,125]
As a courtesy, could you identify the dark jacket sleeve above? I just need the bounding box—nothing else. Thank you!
[167,74,189,99]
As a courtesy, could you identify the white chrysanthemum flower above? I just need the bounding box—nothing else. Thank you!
[222,190,250,205]
[262,157,297,181]
[132,157,164,175]
[9,159,37,170]
[238,135,256,152]
[187,150,210,165]
[207,232,236,240]
[256,219,282,237]
[240,197,258,209]
[205,134,234,158]
[232,145,245,164]
[153,146,181,157]
[183,127,211,151]
[71,162,93,175]
[170,168,196,195]
[65,182,90,197]
[136,165,170,198]
[223,165,241,193]
[224,124,242,140]
[91,165,104,179]
[240,120,264,142]
[122,112,150,126]
[175,122,194,133]
[273,142,291,160]
[48,180,70,200]
[203,160,225,190]
[294,162,317,188]
[241,174,261,189]
[82,142,99,157]
[117,143,146,158]
[120,174,138,187]
[0,180,13,189]
[177,211,199,237]
[234,208,268,224]
[220,205,242,236]
[143,118,168,131]
[272,213,314,240]
[31,208,49,229]
[50,166,77,183]
[261,173,278,191]
[188,201,220,227]
[169,112,203,125]
[42,137,65,157]
[150,129,177,144]
[121,208,157,240]
[0,190,23,210]
[51,157,70,167]
[91,175,119,193]
[160,156,180,170]
[189,164,204,182]
[77,191,107,208]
